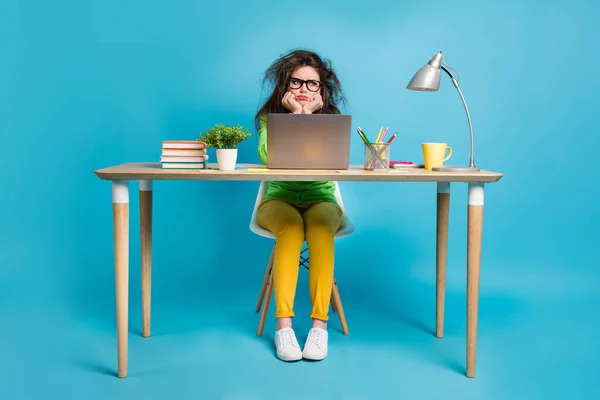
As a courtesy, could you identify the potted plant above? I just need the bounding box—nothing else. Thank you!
[198,123,251,170]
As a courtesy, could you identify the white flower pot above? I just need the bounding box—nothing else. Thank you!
[216,148,237,170]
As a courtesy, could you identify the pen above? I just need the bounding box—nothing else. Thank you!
[386,132,398,144]
[359,128,381,165]
[358,129,382,158]
[356,128,370,147]
[356,128,367,143]
[380,127,389,142]
[357,126,372,144]
[375,126,383,143]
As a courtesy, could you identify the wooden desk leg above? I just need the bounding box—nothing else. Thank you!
[112,180,129,378]
[436,182,450,339]
[467,182,484,378]
[140,180,152,338]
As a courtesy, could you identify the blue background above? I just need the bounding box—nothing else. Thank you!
[1,0,599,398]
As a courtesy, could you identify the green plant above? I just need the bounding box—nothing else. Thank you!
[198,123,252,149]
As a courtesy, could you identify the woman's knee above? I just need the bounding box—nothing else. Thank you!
[276,217,305,240]
[304,203,343,237]
[257,200,305,239]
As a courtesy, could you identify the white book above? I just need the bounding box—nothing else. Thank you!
[160,155,208,163]
[161,163,205,169]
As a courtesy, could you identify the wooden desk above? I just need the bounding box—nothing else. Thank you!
[94,162,503,378]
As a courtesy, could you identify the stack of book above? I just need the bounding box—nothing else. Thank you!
[160,140,208,169]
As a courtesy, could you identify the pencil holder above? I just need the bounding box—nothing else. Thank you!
[364,143,390,171]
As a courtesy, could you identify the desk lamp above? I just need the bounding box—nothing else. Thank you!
[406,52,480,172]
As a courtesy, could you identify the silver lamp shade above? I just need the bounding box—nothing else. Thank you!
[406,52,443,91]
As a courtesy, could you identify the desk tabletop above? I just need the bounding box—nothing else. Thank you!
[95,162,503,183]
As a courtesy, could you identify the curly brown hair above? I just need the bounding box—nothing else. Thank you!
[255,49,347,131]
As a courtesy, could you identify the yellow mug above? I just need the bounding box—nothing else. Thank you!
[422,143,452,171]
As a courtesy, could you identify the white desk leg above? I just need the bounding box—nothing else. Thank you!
[140,180,153,338]
[436,182,450,339]
[112,180,129,378]
[467,182,484,378]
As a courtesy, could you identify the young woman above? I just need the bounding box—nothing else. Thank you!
[254,49,347,362]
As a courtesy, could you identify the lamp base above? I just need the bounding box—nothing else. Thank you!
[432,165,480,172]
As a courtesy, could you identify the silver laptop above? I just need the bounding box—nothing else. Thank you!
[266,113,352,169]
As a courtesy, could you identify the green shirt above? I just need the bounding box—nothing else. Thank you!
[257,113,337,205]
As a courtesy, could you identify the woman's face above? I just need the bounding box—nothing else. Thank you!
[288,66,321,106]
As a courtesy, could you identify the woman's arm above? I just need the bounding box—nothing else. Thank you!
[257,113,268,164]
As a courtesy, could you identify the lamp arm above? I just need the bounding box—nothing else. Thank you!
[441,65,475,168]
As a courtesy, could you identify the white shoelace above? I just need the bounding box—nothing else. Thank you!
[279,329,298,348]
[306,329,326,349]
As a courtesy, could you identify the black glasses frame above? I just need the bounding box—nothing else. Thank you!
[288,77,322,92]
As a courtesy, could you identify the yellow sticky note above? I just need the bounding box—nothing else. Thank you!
[247,168,269,172]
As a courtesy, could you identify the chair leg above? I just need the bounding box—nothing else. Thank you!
[257,270,273,336]
[331,288,338,312]
[331,278,348,335]
[299,247,309,270]
[255,244,275,313]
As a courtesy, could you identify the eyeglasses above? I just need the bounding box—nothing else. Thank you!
[288,77,321,92]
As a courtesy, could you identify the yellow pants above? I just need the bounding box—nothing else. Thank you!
[257,199,343,321]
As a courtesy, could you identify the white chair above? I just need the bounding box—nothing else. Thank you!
[250,181,354,336]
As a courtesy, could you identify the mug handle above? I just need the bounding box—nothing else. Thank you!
[444,145,453,162]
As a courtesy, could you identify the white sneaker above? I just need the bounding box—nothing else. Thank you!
[302,327,328,360]
[274,327,302,361]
